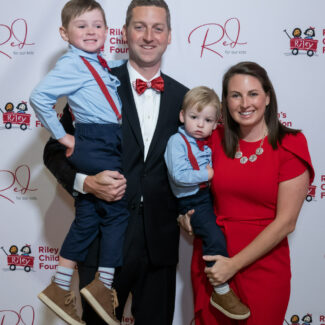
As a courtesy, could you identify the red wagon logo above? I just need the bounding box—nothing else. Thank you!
[306,185,316,202]
[7,255,34,272]
[1,101,31,130]
[1,245,34,272]
[2,112,31,130]
[284,27,318,57]
[290,38,318,57]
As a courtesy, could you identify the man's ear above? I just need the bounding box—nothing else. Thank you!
[122,25,127,43]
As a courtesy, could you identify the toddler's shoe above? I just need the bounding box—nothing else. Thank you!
[80,272,120,325]
[210,288,250,320]
[38,280,85,325]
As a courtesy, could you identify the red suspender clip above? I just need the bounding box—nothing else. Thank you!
[80,56,122,124]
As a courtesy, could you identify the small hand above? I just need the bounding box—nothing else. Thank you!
[206,164,214,181]
[65,146,74,158]
[177,209,195,236]
[58,134,75,157]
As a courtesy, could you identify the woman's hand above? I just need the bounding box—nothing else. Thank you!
[203,255,239,286]
[177,209,195,236]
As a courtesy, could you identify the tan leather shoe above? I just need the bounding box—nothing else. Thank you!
[210,289,250,320]
[80,272,120,325]
[38,280,85,325]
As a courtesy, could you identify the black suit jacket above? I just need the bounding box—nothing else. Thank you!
[43,62,188,266]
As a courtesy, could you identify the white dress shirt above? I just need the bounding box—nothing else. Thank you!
[127,61,161,160]
[74,61,162,193]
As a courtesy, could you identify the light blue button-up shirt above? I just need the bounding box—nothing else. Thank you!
[30,45,124,139]
[164,126,212,198]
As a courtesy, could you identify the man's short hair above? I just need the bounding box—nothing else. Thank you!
[61,0,107,28]
[125,0,171,30]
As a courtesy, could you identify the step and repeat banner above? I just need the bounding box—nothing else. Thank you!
[1,0,324,324]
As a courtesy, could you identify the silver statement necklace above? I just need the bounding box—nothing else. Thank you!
[235,134,267,164]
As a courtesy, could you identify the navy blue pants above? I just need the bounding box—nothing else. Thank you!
[60,123,128,267]
[178,188,228,267]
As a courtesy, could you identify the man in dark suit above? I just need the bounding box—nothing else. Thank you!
[43,0,188,324]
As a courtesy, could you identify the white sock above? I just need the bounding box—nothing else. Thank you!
[54,266,74,291]
[98,267,115,289]
[214,282,230,295]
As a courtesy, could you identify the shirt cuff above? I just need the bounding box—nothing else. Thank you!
[74,173,88,194]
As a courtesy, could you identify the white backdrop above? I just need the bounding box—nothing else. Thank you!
[1,1,324,325]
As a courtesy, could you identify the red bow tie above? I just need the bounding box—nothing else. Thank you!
[196,139,209,151]
[97,54,111,72]
[134,76,164,95]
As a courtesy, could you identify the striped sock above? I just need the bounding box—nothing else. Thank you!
[98,267,115,289]
[214,282,230,295]
[54,266,74,291]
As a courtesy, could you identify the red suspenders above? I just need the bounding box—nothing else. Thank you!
[80,56,122,122]
[179,133,200,170]
[178,133,208,189]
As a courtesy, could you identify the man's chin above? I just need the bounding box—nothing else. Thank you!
[141,57,162,68]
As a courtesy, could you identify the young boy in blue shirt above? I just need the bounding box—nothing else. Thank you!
[30,1,127,324]
[164,86,250,320]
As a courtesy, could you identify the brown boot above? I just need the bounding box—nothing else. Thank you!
[80,272,120,325]
[38,281,85,325]
[210,289,250,320]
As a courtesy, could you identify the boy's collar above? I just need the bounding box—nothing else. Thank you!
[69,44,98,60]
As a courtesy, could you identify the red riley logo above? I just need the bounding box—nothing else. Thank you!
[1,102,31,131]
[1,245,34,272]
[306,184,317,202]
[283,27,318,57]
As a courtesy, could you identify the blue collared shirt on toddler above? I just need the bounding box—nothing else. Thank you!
[164,126,212,198]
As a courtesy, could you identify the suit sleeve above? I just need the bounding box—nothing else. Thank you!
[43,104,77,195]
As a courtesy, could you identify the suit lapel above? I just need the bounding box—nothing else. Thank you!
[116,64,144,153]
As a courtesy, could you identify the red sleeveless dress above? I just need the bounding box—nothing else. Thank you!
[191,127,314,325]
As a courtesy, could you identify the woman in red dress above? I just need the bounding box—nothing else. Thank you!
[179,62,314,325]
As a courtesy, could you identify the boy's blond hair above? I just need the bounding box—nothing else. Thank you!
[61,0,107,28]
[182,86,221,120]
